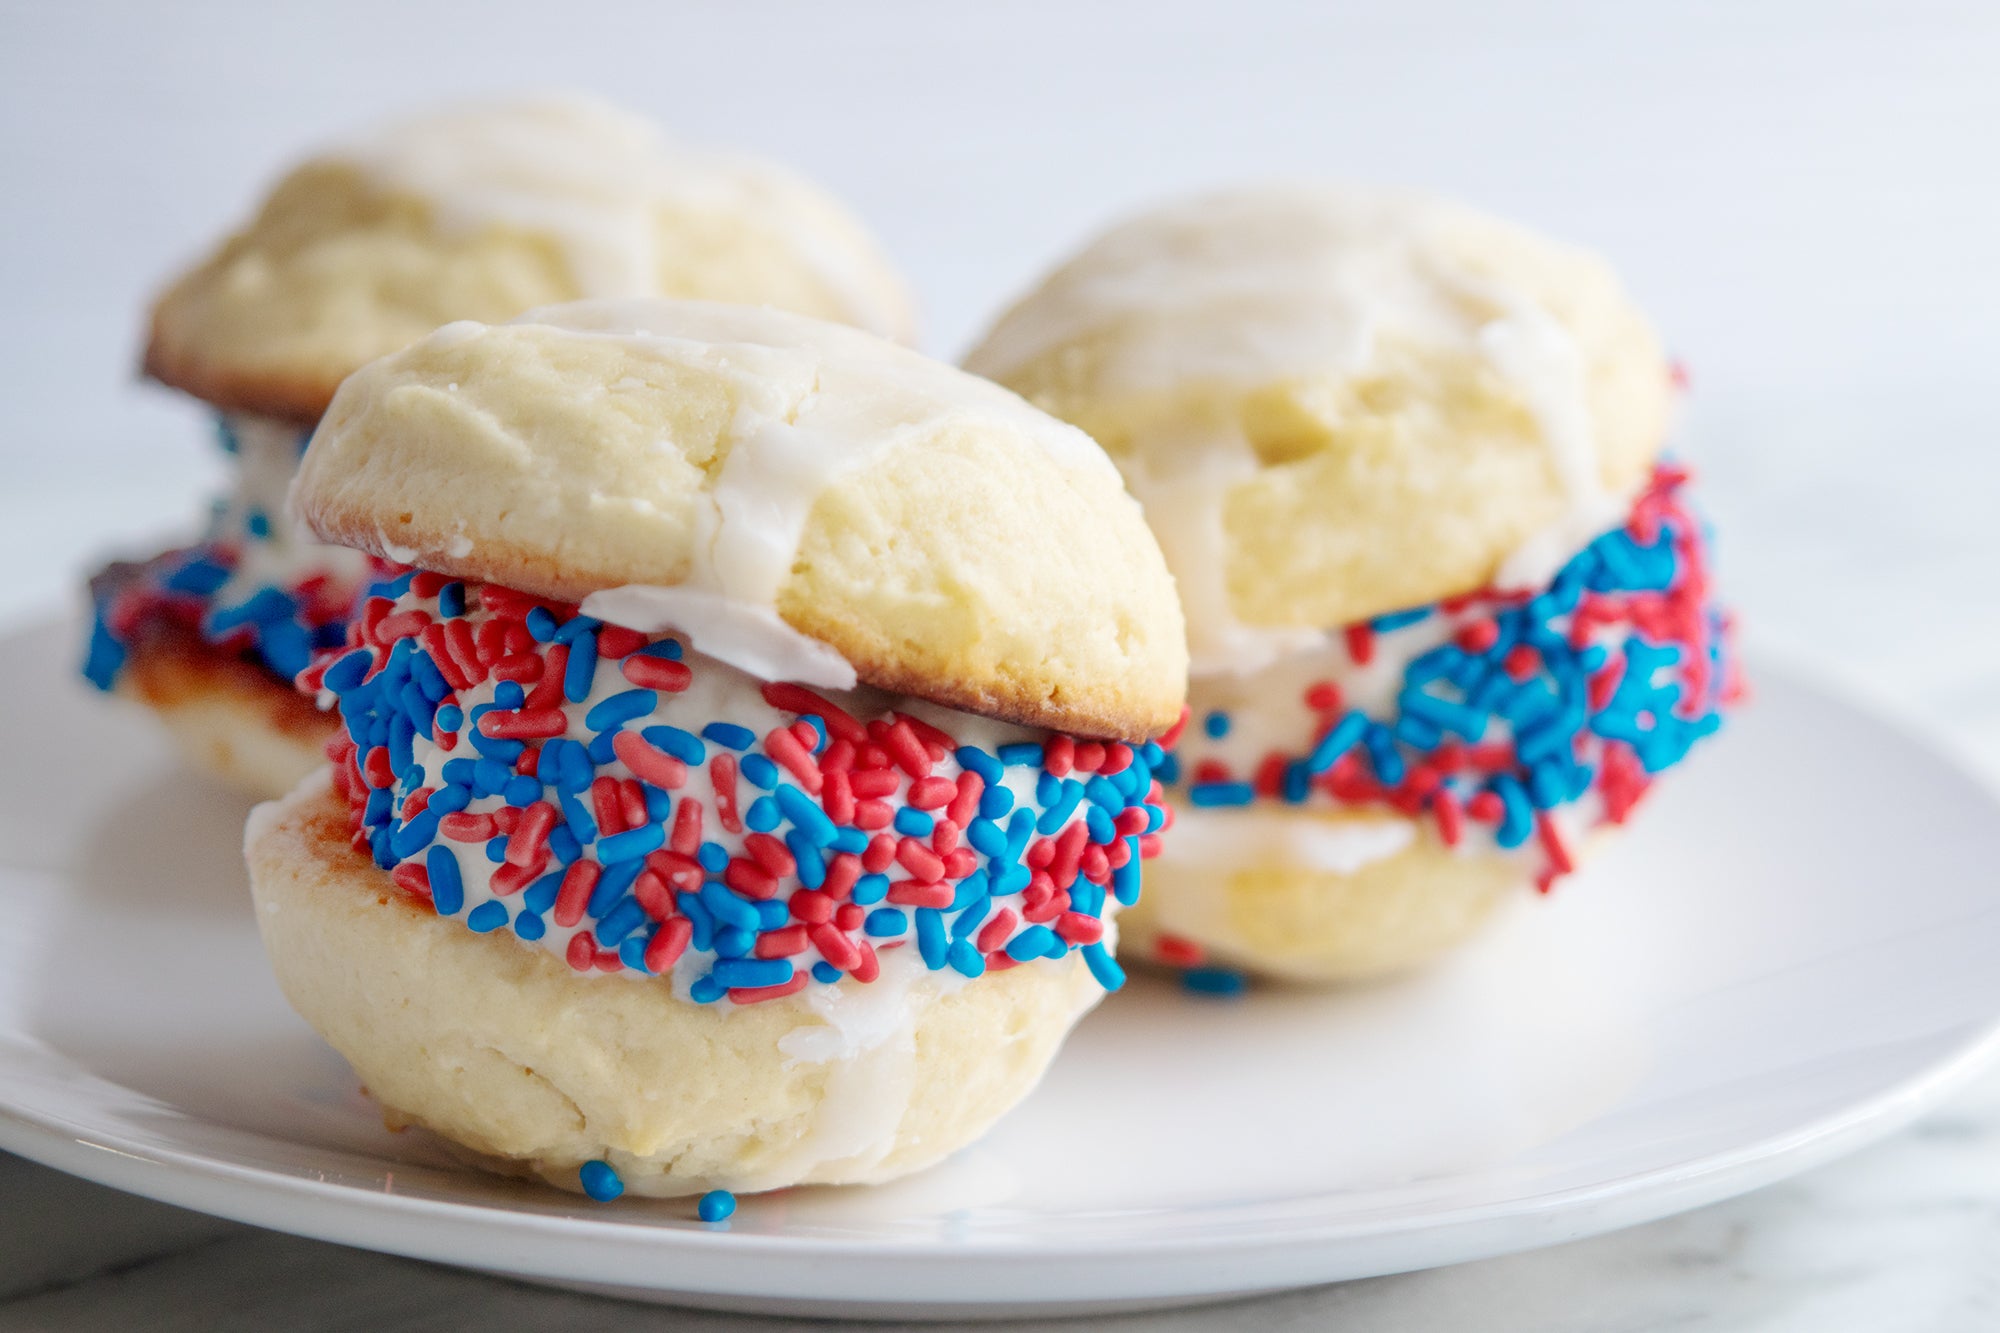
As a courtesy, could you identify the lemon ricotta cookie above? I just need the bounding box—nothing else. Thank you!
[86,94,916,798]
[966,185,1740,984]
[247,300,1185,1201]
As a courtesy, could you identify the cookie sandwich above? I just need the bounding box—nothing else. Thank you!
[247,300,1186,1198]
[86,94,916,798]
[966,186,1739,982]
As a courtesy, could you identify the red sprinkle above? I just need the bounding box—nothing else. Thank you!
[761,683,867,744]
[553,860,601,928]
[670,798,703,855]
[621,655,692,692]
[644,917,693,972]
[763,725,823,794]
[710,754,743,834]
[1043,735,1075,777]
[613,730,688,790]
[743,832,796,878]
[976,908,1019,954]
[505,802,556,867]
[724,857,779,899]
[755,925,810,958]
[896,838,945,881]
[1344,623,1376,665]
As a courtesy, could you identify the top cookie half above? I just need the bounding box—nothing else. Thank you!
[145,95,918,424]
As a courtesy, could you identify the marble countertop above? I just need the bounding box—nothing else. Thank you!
[6,3,1999,1327]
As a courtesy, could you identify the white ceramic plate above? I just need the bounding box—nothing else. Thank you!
[2,619,1998,1320]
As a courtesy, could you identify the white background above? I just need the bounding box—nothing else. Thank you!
[3,3,1998,1326]
[5,1,1998,735]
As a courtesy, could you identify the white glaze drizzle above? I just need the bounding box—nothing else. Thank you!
[525,300,1120,686]
[965,185,1632,672]
[326,94,911,340]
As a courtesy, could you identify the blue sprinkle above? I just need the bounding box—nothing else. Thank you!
[949,871,990,914]
[437,581,466,618]
[514,911,546,941]
[979,785,1015,820]
[701,722,755,751]
[595,897,649,947]
[558,792,597,845]
[689,974,727,1004]
[563,632,598,702]
[585,689,658,732]
[1106,843,1140,907]
[740,754,778,790]
[864,907,907,937]
[620,936,651,971]
[642,783,673,823]
[466,901,508,933]
[362,787,393,829]
[1187,782,1255,808]
[1372,606,1431,632]
[894,807,935,837]
[697,1190,736,1223]
[1082,942,1126,991]
[580,1161,624,1202]
[955,746,1002,783]
[997,742,1044,767]
[754,898,788,930]
[426,846,464,915]
[712,958,792,989]
[678,894,715,952]
[1006,925,1060,962]
[812,961,842,984]
[525,607,558,641]
[1084,776,1123,811]
[1203,710,1232,739]
[1183,967,1248,997]
[641,724,705,764]
[586,730,621,765]
[493,681,527,710]
[745,797,781,833]
[852,873,889,906]
[524,872,563,914]
[1305,711,1371,775]
[948,939,987,978]
[389,810,441,859]
[553,614,602,644]
[916,907,948,968]
[1492,774,1535,848]
[700,883,760,931]
[713,926,755,958]
[430,784,472,815]
[1084,804,1115,845]
[966,818,1006,857]
[1154,752,1182,785]
[1035,770,1062,807]
[1363,725,1406,784]
[1006,809,1037,858]
[598,823,665,863]
[1280,763,1311,805]
[1036,778,1085,834]
[636,638,684,660]
[775,784,837,847]
[589,858,644,917]
[504,774,542,808]
[830,827,868,854]
[788,833,826,887]
[697,841,729,873]
[323,649,374,694]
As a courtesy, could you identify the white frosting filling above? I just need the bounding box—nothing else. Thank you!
[209,414,374,612]
[1162,806,1415,873]
[328,95,908,340]
[966,186,1632,672]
